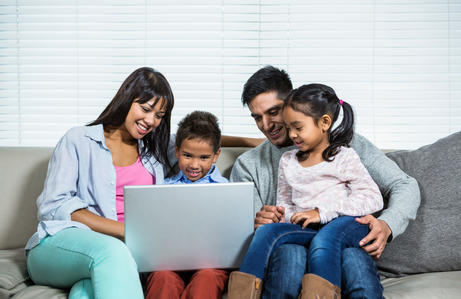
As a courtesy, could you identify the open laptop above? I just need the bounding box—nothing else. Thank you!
[124,182,254,272]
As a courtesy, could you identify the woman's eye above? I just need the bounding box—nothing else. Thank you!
[142,106,150,112]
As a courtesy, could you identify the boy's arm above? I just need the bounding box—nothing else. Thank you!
[351,134,421,258]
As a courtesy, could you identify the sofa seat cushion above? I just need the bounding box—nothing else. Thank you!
[382,270,461,299]
[0,248,28,298]
[11,285,68,299]
[377,131,461,277]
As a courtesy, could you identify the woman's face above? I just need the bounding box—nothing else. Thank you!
[123,97,167,140]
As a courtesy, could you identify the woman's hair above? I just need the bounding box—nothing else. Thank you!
[175,111,221,154]
[89,67,175,168]
[284,83,354,162]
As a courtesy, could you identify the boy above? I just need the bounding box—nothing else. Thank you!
[145,111,228,299]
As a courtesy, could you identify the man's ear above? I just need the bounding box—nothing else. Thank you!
[319,114,332,132]
[212,148,221,163]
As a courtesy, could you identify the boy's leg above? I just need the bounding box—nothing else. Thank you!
[181,269,228,299]
[146,271,185,299]
[239,223,316,279]
[308,216,369,286]
[27,228,143,299]
[341,248,383,299]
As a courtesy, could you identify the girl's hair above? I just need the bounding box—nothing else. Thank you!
[284,83,354,162]
[88,67,175,169]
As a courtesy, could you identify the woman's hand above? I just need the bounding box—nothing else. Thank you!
[290,209,320,228]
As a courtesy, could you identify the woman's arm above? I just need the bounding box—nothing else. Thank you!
[71,209,124,240]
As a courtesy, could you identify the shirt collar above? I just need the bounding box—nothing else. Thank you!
[169,165,227,184]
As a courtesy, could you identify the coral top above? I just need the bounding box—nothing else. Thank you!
[115,156,155,222]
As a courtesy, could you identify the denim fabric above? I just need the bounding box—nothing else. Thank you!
[27,228,144,299]
[262,244,307,299]
[262,245,383,299]
[26,125,177,250]
[342,248,384,299]
[240,217,370,287]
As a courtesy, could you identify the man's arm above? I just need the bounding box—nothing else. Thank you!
[230,155,283,229]
[351,134,421,257]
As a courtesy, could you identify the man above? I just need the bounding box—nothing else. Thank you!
[230,66,420,298]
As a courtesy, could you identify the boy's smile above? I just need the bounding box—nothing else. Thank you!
[175,138,220,182]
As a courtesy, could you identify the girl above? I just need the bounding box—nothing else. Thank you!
[228,84,383,299]
[25,67,175,299]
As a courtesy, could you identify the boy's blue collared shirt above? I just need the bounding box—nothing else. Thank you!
[164,165,228,185]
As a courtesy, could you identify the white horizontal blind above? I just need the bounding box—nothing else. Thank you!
[1,0,460,149]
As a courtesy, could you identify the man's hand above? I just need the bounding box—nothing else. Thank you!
[355,215,392,259]
[254,205,285,230]
[290,209,320,228]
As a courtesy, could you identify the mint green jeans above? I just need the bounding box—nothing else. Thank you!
[27,228,143,299]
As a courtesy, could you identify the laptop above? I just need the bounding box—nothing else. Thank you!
[124,182,254,272]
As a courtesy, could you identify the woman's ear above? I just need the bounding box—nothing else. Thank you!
[319,114,332,133]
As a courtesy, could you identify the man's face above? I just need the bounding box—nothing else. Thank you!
[248,91,292,147]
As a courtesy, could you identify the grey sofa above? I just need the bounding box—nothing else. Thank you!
[1,133,460,298]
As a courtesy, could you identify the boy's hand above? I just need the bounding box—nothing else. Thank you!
[290,209,320,228]
[254,205,285,230]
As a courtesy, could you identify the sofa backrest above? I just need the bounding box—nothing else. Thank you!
[0,146,250,250]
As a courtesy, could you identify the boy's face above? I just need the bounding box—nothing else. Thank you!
[175,138,221,182]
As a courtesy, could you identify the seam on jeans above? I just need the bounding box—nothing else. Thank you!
[263,230,317,277]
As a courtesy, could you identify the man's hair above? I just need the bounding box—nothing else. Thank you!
[175,111,221,153]
[241,65,293,106]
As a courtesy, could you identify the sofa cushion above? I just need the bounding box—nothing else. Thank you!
[11,285,68,299]
[377,131,461,277]
[381,270,461,299]
[0,248,28,298]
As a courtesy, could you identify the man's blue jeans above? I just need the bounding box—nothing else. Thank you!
[239,216,370,287]
[262,244,383,299]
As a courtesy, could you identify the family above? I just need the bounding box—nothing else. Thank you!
[25,66,420,299]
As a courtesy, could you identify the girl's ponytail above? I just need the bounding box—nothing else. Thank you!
[323,99,354,161]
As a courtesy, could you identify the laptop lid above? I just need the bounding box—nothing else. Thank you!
[124,182,254,272]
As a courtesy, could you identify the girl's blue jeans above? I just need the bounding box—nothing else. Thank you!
[27,228,144,299]
[239,216,370,287]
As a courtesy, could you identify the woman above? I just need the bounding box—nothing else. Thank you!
[26,67,175,299]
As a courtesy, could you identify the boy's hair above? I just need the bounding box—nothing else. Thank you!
[175,111,221,153]
[241,65,293,106]
[284,83,354,162]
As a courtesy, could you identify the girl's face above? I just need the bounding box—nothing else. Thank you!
[282,106,329,153]
[123,97,167,140]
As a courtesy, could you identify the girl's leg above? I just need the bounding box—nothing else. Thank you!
[239,223,317,279]
[27,228,143,299]
[181,269,228,299]
[307,216,369,286]
[145,271,185,299]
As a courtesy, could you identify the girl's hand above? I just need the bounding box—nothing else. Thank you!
[290,209,320,228]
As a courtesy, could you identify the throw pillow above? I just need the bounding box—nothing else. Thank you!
[376,131,461,277]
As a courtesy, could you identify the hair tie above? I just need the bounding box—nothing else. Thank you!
[339,99,343,105]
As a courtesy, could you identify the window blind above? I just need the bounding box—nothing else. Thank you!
[1,0,460,149]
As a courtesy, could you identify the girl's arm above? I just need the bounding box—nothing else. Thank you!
[221,135,265,147]
[276,153,296,222]
[71,209,124,240]
[321,148,384,223]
